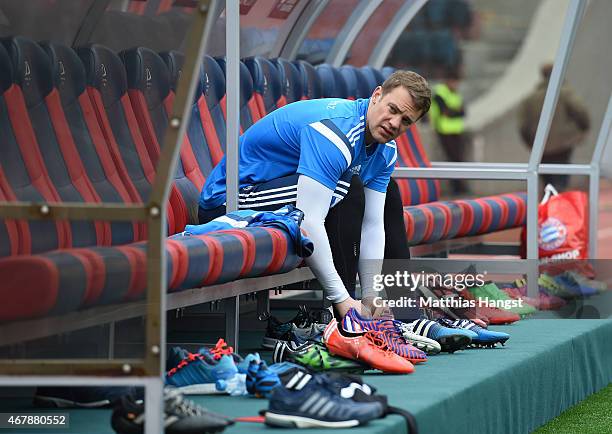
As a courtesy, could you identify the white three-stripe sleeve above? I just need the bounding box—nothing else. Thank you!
[308,121,352,167]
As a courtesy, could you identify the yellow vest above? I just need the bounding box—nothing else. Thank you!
[431,83,465,135]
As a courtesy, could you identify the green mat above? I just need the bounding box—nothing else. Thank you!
[2,319,611,434]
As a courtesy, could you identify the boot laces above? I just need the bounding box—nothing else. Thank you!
[167,352,201,376]
[210,338,233,360]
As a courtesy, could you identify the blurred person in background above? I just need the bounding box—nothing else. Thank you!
[519,63,590,191]
[429,70,470,194]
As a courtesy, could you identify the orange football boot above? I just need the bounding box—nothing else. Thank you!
[323,321,414,374]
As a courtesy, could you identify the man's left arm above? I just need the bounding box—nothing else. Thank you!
[359,142,397,301]
[358,187,386,300]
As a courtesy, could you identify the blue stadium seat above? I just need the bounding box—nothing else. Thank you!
[381,66,395,80]
[78,43,179,236]
[160,50,214,184]
[293,60,322,100]
[359,66,385,93]
[429,30,459,70]
[315,64,348,98]
[159,50,183,92]
[339,65,370,99]
[1,36,99,250]
[425,0,450,29]
[244,56,283,115]
[214,56,260,129]
[122,46,201,231]
[197,55,227,164]
[271,58,303,104]
[42,41,138,245]
[0,42,59,256]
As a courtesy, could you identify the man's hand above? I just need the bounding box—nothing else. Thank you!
[332,296,395,319]
[333,296,368,319]
[362,296,395,319]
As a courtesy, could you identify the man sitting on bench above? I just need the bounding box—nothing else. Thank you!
[198,71,431,318]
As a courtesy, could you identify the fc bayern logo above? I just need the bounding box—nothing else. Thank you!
[539,217,567,251]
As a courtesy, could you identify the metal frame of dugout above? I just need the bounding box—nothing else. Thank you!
[0,1,609,433]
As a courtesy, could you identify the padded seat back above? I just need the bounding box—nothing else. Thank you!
[272,58,303,104]
[315,64,349,98]
[0,49,25,256]
[41,42,138,245]
[161,52,215,184]
[381,66,395,80]
[360,66,385,94]
[404,126,440,203]
[294,60,322,100]
[0,45,63,255]
[339,65,370,100]
[159,50,206,190]
[1,37,95,252]
[122,47,200,231]
[214,56,260,129]
[0,167,19,256]
[42,41,139,245]
[78,43,175,236]
[122,47,172,162]
[121,48,200,234]
[192,55,227,168]
[244,56,283,115]
[160,50,184,92]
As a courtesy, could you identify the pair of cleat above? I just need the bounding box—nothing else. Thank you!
[245,360,285,398]
[342,308,430,362]
[344,308,509,354]
[539,272,601,299]
[112,387,233,434]
[165,340,260,395]
[402,317,509,352]
[273,340,368,372]
[265,369,385,428]
[262,306,330,349]
[324,319,415,374]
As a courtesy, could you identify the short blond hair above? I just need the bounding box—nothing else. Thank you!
[381,70,431,117]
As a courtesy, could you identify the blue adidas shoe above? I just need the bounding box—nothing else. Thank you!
[235,353,262,374]
[165,353,238,395]
[167,346,190,371]
[288,323,326,346]
[554,273,598,297]
[406,318,475,353]
[198,338,261,374]
[265,371,383,428]
[268,361,304,376]
[246,361,282,398]
[448,319,510,347]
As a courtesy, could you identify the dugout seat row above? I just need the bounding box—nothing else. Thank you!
[0,36,526,323]
[0,37,301,322]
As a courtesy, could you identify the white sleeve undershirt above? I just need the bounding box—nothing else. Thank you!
[296,176,387,303]
[295,175,349,303]
[358,187,386,299]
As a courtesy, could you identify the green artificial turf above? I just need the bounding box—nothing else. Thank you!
[533,383,612,434]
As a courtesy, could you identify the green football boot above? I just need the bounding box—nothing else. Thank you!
[468,282,537,317]
[272,341,367,373]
